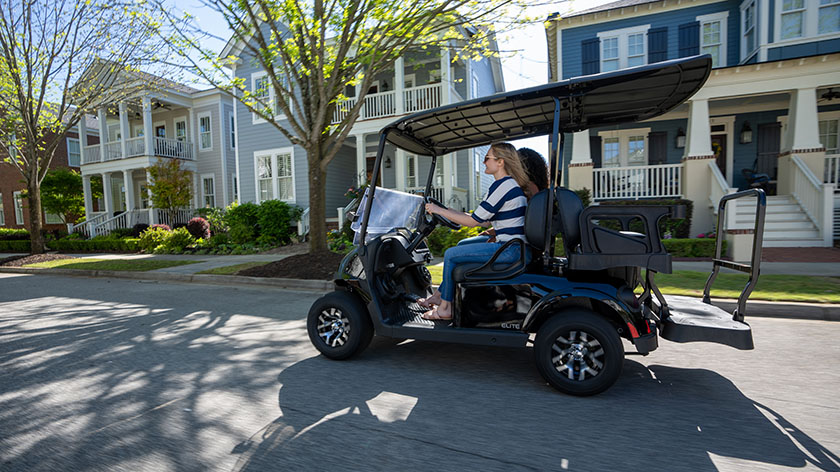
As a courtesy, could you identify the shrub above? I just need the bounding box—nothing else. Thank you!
[48,238,140,252]
[131,223,149,237]
[226,202,260,244]
[138,227,171,252]
[109,228,135,238]
[574,188,592,208]
[0,228,30,241]
[150,224,171,231]
[327,229,354,253]
[186,217,211,240]
[425,225,484,256]
[196,207,227,235]
[596,198,693,238]
[208,233,231,247]
[0,240,30,252]
[663,238,726,258]
[158,227,195,253]
[257,200,303,246]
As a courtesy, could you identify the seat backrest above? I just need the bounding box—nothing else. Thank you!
[554,188,584,250]
[525,189,550,250]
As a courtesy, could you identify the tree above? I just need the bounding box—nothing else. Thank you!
[0,0,167,253]
[147,157,193,225]
[39,168,103,224]
[158,0,529,253]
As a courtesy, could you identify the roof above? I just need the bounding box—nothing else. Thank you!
[565,0,660,18]
[382,55,711,156]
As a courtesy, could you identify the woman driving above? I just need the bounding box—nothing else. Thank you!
[419,142,530,320]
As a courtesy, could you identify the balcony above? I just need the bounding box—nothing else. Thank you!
[332,83,461,124]
[82,136,195,165]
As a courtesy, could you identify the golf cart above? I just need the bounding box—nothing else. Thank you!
[307,55,767,396]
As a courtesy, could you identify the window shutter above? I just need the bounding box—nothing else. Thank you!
[589,135,602,168]
[678,22,700,57]
[581,38,600,75]
[647,27,668,63]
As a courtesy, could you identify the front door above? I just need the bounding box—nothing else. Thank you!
[757,122,781,194]
[712,134,727,176]
[155,125,166,138]
[366,155,382,186]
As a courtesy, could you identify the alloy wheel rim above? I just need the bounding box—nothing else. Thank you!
[317,307,351,347]
[550,330,605,381]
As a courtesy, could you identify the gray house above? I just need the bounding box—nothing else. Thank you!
[222,29,505,228]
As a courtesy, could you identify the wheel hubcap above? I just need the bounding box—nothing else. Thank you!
[551,330,605,381]
[317,308,351,347]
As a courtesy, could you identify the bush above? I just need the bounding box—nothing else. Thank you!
[48,238,140,252]
[574,188,592,208]
[257,200,302,246]
[138,226,196,253]
[327,229,354,253]
[596,198,693,238]
[663,238,726,258]
[425,225,484,256]
[0,240,30,252]
[208,233,231,247]
[186,217,210,240]
[109,228,135,238]
[131,223,149,237]
[0,228,29,241]
[150,224,171,231]
[226,202,260,244]
[196,207,227,235]
[138,226,171,252]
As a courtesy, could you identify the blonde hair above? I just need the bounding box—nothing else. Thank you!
[490,143,529,189]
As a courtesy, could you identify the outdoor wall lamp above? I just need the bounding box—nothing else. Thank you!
[384,156,392,168]
[675,128,686,148]
[740,121,753,144]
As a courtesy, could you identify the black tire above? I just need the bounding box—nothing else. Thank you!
[307,291,374,360]
[534,310,624,396]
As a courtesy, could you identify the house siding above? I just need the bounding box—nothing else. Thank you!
[767,38,840,61]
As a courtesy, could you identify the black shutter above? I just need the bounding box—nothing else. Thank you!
[678,22,700,57]
[589,135,602,168]
[647,27,668,63]
[648,131,668,165]
[581,38,600,75]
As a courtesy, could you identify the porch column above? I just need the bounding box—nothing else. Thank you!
[356,134,366,185]
[194,172,201,208]
[118,101,129,158]
[442,152,453,204]
[778,88,826,194]
[123,170,135,212]
[395,56,405,114]
[78,114,88,164]
[682,99,715,237]
[102,172,114,216]
[82,175,93,219]
[394,148,406,191]
[146,170,158,225]
[440,43,451,105]
[142,97,153,157]
[189,108,198,160]
[569,131,594,192]
[97,108,108,160]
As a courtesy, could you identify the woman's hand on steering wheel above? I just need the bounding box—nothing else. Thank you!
[424,196,460,230]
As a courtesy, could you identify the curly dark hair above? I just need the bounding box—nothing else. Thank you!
[517,147,549,191]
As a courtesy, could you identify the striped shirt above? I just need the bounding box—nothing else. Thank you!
[470,176,527,242]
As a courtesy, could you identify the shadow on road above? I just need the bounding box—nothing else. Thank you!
[231,339,840,472]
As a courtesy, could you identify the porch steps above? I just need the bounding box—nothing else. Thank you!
[730,195,823,247]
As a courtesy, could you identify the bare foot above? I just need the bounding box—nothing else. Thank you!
[422,306,452,320]
[417,291,442,309]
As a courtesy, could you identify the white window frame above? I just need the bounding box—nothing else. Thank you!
[66,137,81,167]
[741,0,758,60]
[174,116,187,142]
[774,0,840,44]
[597,24,650,72]
[698,12,729,68]
[406,153,418,188]
[0,193,5,226]
[819,110,840,155]
[13,191,24,225]
[201,174,216,208]
[404,73,416,89]
[229,112,236,149]
[45,212,63,224]
[198,113,212,151]
[253,147,296,203]
[133,125,144,137]
[470,71,479,99]
[251,71,288,123]
[598,128,652,167]
[153,121,166,139]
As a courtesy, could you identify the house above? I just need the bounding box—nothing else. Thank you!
[222,28,505,227]
[70,71,237,236]
[546,0,840,256]
[1,116,99,232]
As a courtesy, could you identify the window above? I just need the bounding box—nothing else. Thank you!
[407,154,417,188]
[820,118,839,154]
[781,0,805,39]
[254,148,295,202]
[597,25,650,71]
[429,69,441,84]
[741,0,757,59]
[202,175,216,208]
[599,128,651,167]
[67,138,80,167]
[45,213,62,224]
[821,0,840,34]
[251,71,288,122]
[14,191,24,225]
[198,114,212,150]
[698,12,728,67]
[471,71,479,99]
[175,118,187,142]
[229,113,235,149]
[603,137,620,167]
[775,0,840,41]
[0,194,5,226]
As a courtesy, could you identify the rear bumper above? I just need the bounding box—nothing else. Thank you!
[632,322,658,354]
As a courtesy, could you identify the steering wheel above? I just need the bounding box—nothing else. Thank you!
[424,196,461,230]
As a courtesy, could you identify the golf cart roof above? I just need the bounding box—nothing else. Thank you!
[382,55,711,156]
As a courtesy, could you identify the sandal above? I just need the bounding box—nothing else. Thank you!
[417,295,441,309]
[422,307,452,321]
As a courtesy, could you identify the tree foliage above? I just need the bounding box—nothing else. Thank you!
[158,0,533,252]
[147,158,193,225]
[39,168,103,224]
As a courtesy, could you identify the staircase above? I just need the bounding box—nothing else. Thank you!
[730,195,824,247]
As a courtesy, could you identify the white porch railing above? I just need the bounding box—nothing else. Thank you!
[791,155,834,246]
[826,154,840,185]
[708,161,738,230]
[126,137,145,157]
[448,187,468,211]
[362,90,396,119]
[104,142,122,161]
[407,186,444,203]
[593,163,683,201]
[155,208,195,227]
[67,211,108,237]
[94,211,129,236]
[297,207,310,237]
[332,97,358,124]
[83,145,101,164]
[404,84,442,114]
[154,137,194,160]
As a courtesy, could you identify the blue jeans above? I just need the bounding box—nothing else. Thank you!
[438,241,527,302]
[456,235,490,246]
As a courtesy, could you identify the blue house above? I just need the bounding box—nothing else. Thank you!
[546,0,840,253]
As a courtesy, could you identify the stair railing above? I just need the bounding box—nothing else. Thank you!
[791,155,834,246]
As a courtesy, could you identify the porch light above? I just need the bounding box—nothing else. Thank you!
[740,121,753,144]
[384,156,392,168]
[675,128,686,148]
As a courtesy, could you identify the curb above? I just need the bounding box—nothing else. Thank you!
[2,267,838,322]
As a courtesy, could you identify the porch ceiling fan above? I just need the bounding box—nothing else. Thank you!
[152,100,172,110]
[820,88,840,102]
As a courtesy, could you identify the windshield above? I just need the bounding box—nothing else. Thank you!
[351,187,424,244]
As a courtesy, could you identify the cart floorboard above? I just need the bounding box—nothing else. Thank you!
[660,295,754,350]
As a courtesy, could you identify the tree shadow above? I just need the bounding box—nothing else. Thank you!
[231,339,840,472]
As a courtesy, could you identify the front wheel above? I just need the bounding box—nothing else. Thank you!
[307,291,374,360]
[534,310,624,396]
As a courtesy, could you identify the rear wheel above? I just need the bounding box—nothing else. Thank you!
[534,310,624,396]
[307,291,374,360]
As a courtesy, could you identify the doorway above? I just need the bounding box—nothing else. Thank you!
[757,122,781,195]
[712,134,727,176]
[366,155,382,186]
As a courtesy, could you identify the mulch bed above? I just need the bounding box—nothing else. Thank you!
[0,254,74,267]
[238,251,346,280]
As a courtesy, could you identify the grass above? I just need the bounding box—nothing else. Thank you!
[425,265,840,304]
[196,262,267,275]
[25,259,199,272]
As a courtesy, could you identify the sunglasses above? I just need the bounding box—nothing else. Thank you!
[483,155,500,163]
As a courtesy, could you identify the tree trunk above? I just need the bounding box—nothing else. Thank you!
[307,152,328,253]
[27,178,46,254]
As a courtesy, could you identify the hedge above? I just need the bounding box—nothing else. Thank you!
[0,240,30,252]
[47,238,141,253]
[0,228,29,241]
[597,198,694,239]
[662,238,726,258]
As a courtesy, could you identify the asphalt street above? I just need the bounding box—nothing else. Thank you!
[1,273,838,472]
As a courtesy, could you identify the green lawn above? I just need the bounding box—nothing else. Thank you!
[196,262,267,275]
[25,259,199,272]
[426,265,840,304]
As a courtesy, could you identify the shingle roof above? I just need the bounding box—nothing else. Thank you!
[566,0,660,18]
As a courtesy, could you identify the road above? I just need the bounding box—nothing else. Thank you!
[1,273,838,472]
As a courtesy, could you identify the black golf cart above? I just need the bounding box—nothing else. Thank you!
[307,55,767,396]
